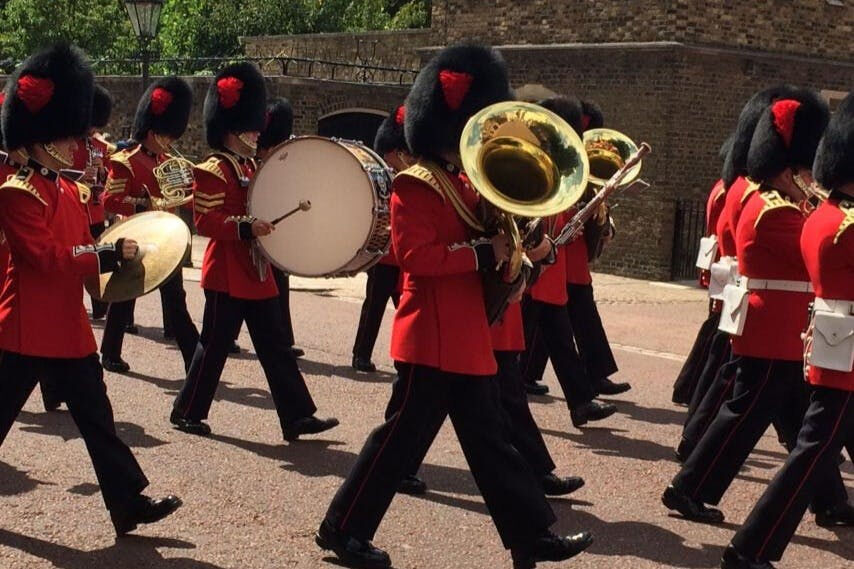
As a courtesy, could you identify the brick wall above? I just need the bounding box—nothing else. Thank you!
[431,0,854,60]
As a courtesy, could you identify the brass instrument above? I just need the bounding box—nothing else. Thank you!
[460,101,590,323]
[583,128,644,188]
[149,154,195,210]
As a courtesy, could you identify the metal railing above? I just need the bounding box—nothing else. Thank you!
[671,198,705,280]
[91,55,419,85]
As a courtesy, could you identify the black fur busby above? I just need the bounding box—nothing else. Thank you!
[1,43,93,151]
[374,104,407,155]
[258,97,293,151]
[405,44,513,158]
[132,76,192,141]
[537,95,584,134]
[813,91,854,192]
[746,88,829,182]
[721,85,799,188]
[718,133,734,163]
[204,62,267,150]
[580,100,604,132]
[92,85,113,129]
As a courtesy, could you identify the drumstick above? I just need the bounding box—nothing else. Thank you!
[271,200,312,225]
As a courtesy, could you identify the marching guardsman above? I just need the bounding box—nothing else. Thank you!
[351,105,409,373]
[519,96,617,429]
[663,88,853,526]
[100,76,201,374]
[73,84,116,321]
[171,62,338,442]
[721,91,854,569]
[256,97,303,358]
[678,86,799,462]
[317,44,592,569]
[0,42,180,536]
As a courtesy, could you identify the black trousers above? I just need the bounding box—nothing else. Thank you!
[732,387,854,562]
[672,357,847,509]
[0,351,148,511]
[673,308,721,404]
[88,222,108,319]
[681,350,737,451]
[326,362,556,548]
[173,290,316,434]
[272,268,296,347]
[352,263,400,361]
[566,283,618,383]
[101,270,200,370]
[520,297,595,408]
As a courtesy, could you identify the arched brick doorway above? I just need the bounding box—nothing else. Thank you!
[317,108,387,149]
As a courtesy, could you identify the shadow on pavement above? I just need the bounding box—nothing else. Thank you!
[0,530,227,569]
[0,461,49,497]
[298,358,397,384]
[612,400,690,427]
[16,411,168,449]
[542,426,679,463]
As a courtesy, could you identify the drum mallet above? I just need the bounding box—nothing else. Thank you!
[272,200,312,225]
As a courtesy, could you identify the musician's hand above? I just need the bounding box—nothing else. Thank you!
[252,220,275,237]
[525,236,552,263]
[491,233,511,263]
[121,238,139,261]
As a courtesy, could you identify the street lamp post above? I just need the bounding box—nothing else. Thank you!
[123,0,164,93]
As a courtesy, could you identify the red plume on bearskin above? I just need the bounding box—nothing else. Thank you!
[438,70,473,111]
[217,77,244,110]
[258,97,293,151]
[395,105,405,125]
[16,76,55,114]
[150,87,173,116]
[771,99,801,148]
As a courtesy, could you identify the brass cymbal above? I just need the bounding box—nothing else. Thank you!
[85,211,191,303]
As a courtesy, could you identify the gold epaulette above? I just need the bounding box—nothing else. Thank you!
[109,146,139,177]
[397,162,446,202]
[834,200,854,244]
[75,181,91,204]
[741,178,761,204]
[195,156,227,183]
[712,183,726,204]
[397,161,484,232]
[755,190,799,227]
[0,167,46,205]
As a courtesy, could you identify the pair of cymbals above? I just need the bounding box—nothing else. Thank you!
[85,211,191,303]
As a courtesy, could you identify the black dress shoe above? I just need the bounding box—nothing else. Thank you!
[720,545,775,569]
[662,485,725,524]
[541,473,585,496]
[315,519,391,569]
[525,381,550,396]
[125,324,139,335]
[91,310,107,321]
[511,531,593,569]
[570,400,617,428]
[675,438,694,463]
[289,346,305,358]
[595,377,632,396]
[397,474,427,495]
[111,494,182,536]
[102,356,130,373]
[229,341,241,354]
[169,409,212,436]
[815,501,854,527]
[352,356,377,373]
[283,416,339,441]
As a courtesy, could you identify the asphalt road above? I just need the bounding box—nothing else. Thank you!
[0,258,850,569]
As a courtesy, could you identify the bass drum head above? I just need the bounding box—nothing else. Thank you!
[249,137,377,277]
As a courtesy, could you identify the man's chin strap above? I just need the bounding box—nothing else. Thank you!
[42,143,73,168]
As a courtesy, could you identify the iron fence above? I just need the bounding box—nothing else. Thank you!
[91,56,419,85]
[671,198,706,280]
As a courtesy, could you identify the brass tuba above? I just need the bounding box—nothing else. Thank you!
[460,101,590,280]
[583,128,643,188]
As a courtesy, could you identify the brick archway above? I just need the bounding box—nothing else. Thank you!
[317,108,387,148]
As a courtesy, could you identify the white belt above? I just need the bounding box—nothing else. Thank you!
[815,298,854,315]
[744,278,814,293]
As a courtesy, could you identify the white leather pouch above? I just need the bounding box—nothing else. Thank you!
[709,259,736,301]
[809,310,854,372]
[718,282,750,336]
[695,236,718,271]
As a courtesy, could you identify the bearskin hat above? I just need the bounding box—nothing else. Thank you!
[537,95,584,134]
[580,100,604,132]
[132,76,193,141]
[1,43,93,151]
[258,97,293,151]
[721,85,799,188]
[204,62,267,150]
[719,133,734,163]
[92,85,113,129]
[813,91,854,192]
[746,88,829,182]
[405,44,513,158]
[374,104,407,155]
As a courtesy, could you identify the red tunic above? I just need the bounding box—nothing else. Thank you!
[0,157,20,286]
[717,176,756,258]
[700,179,727,288]
[103,143,177,217]
[490,300,525,352]
[732,188,811,361]
[389,167,497,376]
[528,213,569,305]
[0,165,99,357]
[193,154,278,300]
[801,197,854,391]
[72,135,113,225]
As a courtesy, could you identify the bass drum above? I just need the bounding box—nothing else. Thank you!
[248,136,392,277]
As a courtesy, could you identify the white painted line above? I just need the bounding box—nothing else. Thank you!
[611,342,685,362]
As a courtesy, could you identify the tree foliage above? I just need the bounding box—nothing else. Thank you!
[0,0,430,64]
